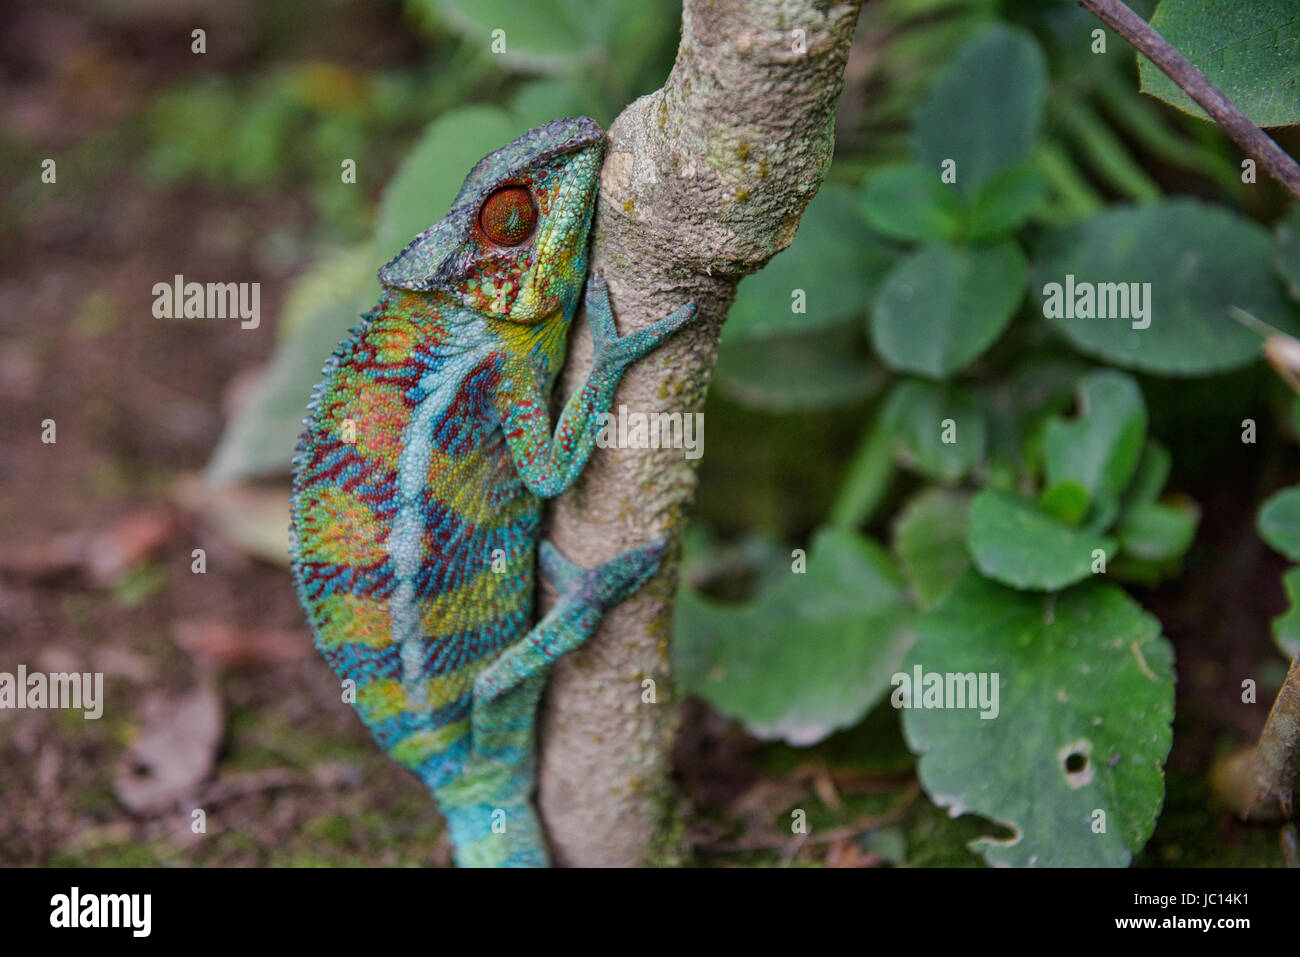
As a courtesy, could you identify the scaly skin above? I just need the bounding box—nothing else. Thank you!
[288,117,698,867]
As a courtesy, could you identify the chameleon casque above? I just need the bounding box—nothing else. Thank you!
[288,116,699,867]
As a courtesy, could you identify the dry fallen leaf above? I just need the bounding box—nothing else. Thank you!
[0,508,178,585]
[113,682,223,815]
[170,617,311,671]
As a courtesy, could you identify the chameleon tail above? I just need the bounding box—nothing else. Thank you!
[435,537,670,867]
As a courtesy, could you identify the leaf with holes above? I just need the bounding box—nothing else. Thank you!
[968,489,1115,591]
[673,526,915,746]
[901,573,1175,867]
[1140,0,1300,129]
[1036,199,1300,374]
[871,241,1027,378]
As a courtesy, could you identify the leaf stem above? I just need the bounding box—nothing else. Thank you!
[1077,0,1300,199]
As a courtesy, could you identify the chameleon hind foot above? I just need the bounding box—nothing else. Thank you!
[451,537,671,866]
[474,537,670,709]
[538,536,669,611]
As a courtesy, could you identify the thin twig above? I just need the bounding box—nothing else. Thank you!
[1077,0,1300,199]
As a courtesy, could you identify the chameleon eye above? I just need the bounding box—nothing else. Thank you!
[478,186,538,247]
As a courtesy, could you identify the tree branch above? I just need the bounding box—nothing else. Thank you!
[1078,0,1300,199]
[537,0,866,866]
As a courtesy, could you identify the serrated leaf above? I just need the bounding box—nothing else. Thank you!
[968,488,1115,591]
[1117,501,1199,563]
[964,162,1048,241]
[901,573,1175,867]
[1259,485,1300,561]
[725,186,894,341]
[1043,370,1147,513]
[893,488,972,610]
[674,526,916,746]
[1036,199,1300,375]
[881,379,987,482]
[914,25,1048,199]
[871,240,1027,378]
[861,164,962,242]
[1271,567,1300,658]
[1140,0,1300,129]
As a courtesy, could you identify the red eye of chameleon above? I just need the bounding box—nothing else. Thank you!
[478,186,538,246]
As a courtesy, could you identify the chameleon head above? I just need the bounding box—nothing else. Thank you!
[378,116,605,324]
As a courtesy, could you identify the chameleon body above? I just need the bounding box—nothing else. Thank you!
[288,117,698,867]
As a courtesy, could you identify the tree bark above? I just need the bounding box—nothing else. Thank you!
[537,0,866,866]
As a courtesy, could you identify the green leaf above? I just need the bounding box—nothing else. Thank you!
[510,78,608,130]
[964,162,1048,241]
[1140,0,1300,128]
[373,106,523,266]
[1040,480,1090,526]
[914,25,1048,199]
[714,325,882,412]
[901,573,1175,867]
[893,489,972,611]
[861,164,962,242]
[1117,501,1199,563]
[1277,206,1300,302]
[1259,486,1300,561]
[979,355,1092,479]
[674,527,916,746]
[1043,370,1147,512]
[830,422,895,530]
[208,247,374,482]
[870,240,1027,377]
[1036,199,1300,375]
[880,379,987,482]
[1271,567,1300,658]
[1121,441,1173,512]
[725,185,895,341]
[423,0,676,77]
[968,489,1115,591]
